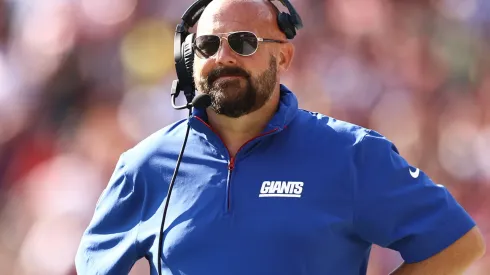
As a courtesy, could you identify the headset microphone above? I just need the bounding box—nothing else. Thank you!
[171,80,212,110]
[190,93,212,110]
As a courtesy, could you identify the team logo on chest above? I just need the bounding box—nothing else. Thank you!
[259,181,304,198]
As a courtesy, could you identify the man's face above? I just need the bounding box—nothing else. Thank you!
[195,52,277,118]
[193,1,283,118]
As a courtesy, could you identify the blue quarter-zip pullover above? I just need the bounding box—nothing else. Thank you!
[76,85,475,275]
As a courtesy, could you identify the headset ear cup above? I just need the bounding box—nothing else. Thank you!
[277,12,296,39]
[183,33,196,93]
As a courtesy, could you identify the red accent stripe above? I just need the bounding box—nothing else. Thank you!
[193,116,279,170]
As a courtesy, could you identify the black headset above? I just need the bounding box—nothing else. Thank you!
[171,0,303,110]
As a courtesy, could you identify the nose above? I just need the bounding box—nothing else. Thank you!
[215,38,237,66]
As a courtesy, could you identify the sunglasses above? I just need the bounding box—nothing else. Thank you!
[193,31,287,59]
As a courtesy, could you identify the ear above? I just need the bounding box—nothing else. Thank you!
[278,43,295,72]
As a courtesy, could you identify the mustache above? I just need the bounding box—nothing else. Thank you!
[207,66,250,84]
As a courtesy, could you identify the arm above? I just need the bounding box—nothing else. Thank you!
[390,226,485,275]
[75,153,145,275]
[353,130,483,273]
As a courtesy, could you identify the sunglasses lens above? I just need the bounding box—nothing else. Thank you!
[194,32,259,58]
[195,35,221,58]
[228,32,258,56]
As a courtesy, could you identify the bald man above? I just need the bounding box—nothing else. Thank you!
[75,0,485,274]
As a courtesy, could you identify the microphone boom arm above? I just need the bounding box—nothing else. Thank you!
[171,80,192,110]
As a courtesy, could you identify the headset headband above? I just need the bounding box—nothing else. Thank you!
[182,0,213,28]
[180,0,302,30]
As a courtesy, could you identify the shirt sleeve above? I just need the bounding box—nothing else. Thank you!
[75,153,145,274]
[352,130,476,263]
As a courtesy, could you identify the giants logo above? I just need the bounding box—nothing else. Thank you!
[259,181,304,198]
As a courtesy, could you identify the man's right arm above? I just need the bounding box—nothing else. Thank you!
[76,153,145,274]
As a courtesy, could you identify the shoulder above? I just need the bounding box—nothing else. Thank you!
[291,109,381,148]
[118,118,189,174]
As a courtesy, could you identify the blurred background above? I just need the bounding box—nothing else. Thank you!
[0,0,488,274]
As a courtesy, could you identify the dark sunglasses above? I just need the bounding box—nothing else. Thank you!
[193,31,287,59]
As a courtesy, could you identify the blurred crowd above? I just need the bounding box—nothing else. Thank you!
[0,0,488,274]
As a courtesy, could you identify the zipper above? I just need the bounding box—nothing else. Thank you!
[194,116,279,212]
[227,157,235,211]
[224,128,278,212]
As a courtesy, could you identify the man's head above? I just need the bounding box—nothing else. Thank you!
[193,0,295,118]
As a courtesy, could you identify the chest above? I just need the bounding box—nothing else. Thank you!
[155,140,357,243]
[228,147,354,232]
[139,138,369,274]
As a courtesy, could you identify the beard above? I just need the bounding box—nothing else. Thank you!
[195,55,277,118]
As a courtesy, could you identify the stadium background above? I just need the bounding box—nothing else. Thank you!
[0,0,488,274]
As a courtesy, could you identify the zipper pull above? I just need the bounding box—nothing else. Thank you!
[228,157,235,170]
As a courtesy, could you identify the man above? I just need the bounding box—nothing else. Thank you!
[75,0,485,274]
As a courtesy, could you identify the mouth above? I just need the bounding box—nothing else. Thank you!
[216,75,244,80]
[208,69,249,85]
[212,75,246,85]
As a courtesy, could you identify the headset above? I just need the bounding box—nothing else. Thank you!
[159,1,303,274]
[171,0,303,110]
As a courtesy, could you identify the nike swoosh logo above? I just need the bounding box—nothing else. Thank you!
[409,168,420,178]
